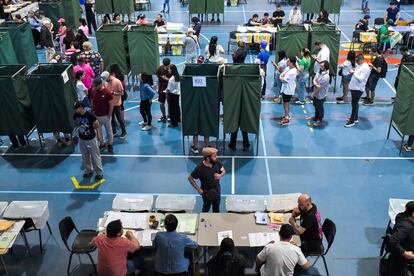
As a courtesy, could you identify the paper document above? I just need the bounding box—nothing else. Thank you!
[0,232,16,249]
[104,211,148,229]
[217,230,233,244]
[248,232,279,247]
[269,213,284,224]
[140,230,159,247]
[255,212,269,225]
[174,214,198,234]
[0,220,15,231]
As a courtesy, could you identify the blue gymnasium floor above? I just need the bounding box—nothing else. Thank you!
[1,0,414,275]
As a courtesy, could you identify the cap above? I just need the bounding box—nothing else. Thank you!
[74,101,86,109]
[101,71,110,81]
[93,76,103,87]
[259,41,268,48]
[197,55,205,63]
[405,201,414,215]
[202,147,218,157]
[58,18,65,23]
[363,15,371,19]
[187,28,195,34]
[387,19,394,25]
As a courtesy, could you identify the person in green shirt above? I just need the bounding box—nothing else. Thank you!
[379,19,393,58]
[295,48,311,104]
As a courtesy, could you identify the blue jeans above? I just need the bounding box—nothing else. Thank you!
[296,72,309,101]
[274,71,282,96]
[361,0,368,9]
[163,0,170,12]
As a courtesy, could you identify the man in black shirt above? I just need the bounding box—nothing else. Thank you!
[395,46,414,90]
[355,15,370,32]
[289,194,323,254]
[188,147,226,212]
[40,20,55,63]
[245,14,260,27]
[388,201,414,276]
[272,4,285,26]
[154,14,166,29]
[74,101,103,180]
[364,47,387,105]
[156,58,171,123]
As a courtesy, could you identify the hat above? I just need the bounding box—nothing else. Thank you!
[58,18,65,23]
[187,28,195,34]
[259,41,267,49]
[101,71,110,81]
[74,101,86,109]
[363,15,371,19]
[386,19,394,25]
[202,147,218,157]
[93,76,103,87]
[405,201,414,215]
[197,55,205,63]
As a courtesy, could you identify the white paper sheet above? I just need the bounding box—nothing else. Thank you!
[217,230,233,244]
[104,211,148,229]
[140,230,159,246]
[248,232,279,247]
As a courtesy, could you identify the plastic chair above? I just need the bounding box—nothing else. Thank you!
[58,216,98,275]
[305,218,336,276]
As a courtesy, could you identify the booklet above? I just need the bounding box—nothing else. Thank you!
[217,230,233,244]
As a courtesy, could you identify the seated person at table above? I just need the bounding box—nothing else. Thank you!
[272,4,285,26]
[261,12,272,26]
[136,13,148,26]
[384,1,400,25]
[256,224,310,276]
[245,14,261,27]
[154,13,166,29]
[355,15,370,32]
[207,237,246,276]
[289,194,323,254]
[311,9,331,25]
[91,219,142,276]
[153,214,198,276]
[288,6,302,24]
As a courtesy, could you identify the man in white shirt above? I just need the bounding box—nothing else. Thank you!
[278,57,298,126]
[312,41,330,74]
[256,224,310,276]
[345,54,371,128]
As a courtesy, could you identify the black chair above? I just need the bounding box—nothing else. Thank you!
[21,218,53,254]
[305,218,336,276]
[58,216,98,275]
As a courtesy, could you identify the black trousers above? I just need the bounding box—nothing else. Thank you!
[407,135,414,147]
[306,14,314,21]
[31,29,40,46]
[86,13,97,32]
[140,100,152,125]
[167,93,181,126]
[350,90,363,122]
[388,254,408,276]
[202,188,221,213]
[9,135,26,148]
[230,129,249,148]
[313,98,325,121]
[112,105,126,133]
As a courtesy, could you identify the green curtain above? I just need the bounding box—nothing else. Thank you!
[0,32,18,64]
[276,29,309,61]
[96,24,130,73]
[63,0,82,30]
[128,25,159,75]
[0,22,38,68]
[223,65,261,134]
[113,0,134,14]
[310,26,341,75]
[301,0,322,14]
[0,65,34,135]
[181,64,220,137]
[189,0,205,14]
[392,65,414,135]
[323,0,342,14]
[206,0,224,13]
[27,64,77,133]
[39,1,66,34]
[95,0,113,14]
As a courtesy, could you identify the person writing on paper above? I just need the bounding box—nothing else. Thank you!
[153,214,198,276]
[188,147,226,213]
[91,219,142,276]
[207,237,246,276]
[289,194,323,254]
[256,224,310,276]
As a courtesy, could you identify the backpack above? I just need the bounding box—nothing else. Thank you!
[379,58,388,78]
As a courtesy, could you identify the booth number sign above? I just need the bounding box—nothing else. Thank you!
[192,76,206,87]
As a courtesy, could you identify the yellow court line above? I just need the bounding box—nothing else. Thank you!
[71,176,105,189]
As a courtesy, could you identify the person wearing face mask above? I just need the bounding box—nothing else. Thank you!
[311,61,330,127]
[188,147,226,213]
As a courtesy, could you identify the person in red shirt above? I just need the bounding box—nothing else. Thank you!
[91,220,141,276]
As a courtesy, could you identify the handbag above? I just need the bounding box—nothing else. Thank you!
[338,68,343,77]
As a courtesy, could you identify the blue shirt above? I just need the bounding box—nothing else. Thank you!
[257,50,270,66]
[139,83,155,101]
[153,231,198,273]
[386,7,399,22]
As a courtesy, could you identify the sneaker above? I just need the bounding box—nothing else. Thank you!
[336,96,343,101]
[313,120,323,127]
[95,174,103,181]
[107,145,114,154]
[113,130,118,137]
[168,124,178,128]
[363,101,374,106]
[337,100,347,104]
[138,121,146,126]
[160,10,165,13]
[217,18,221,22]
[403,144,412,152]
[83,172,93,178]
[142,125,152,131]
[294,100,305,105]
[362,96,369,100]
[211,18,215,22]
[99,144,107,152]
[191,146,199,154]
[158,117,166,123]
[278,119,290,126]
[120,132,127,139]
[167,117,171,122]
[344,120,355,128]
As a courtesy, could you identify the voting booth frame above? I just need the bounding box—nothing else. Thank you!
[39,0,82,35]
[301,0,343,24]
[181,64,261,155]
[387,63,414,155]
[188,0,225,24]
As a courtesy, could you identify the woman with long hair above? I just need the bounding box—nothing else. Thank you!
[295,48,312,105]
[207,238,246,276]
[165,64,181,128]
[139,72,155,131]
[337,50,356,104]
[75,29,88,46]
[109,64,126,121]
[78,18,89,37]
[204,36,224,63]
[63,28,76,52]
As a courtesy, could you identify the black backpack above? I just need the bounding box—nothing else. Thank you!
[379,57,388,78]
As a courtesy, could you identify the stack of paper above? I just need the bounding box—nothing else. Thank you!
[104,211,148,229]
[0,220,15,231]
[255,212,269,225]
[269,213,284,224]
[0,232,16,249]
[248,232,279,247]
[217,230,233,244]
[173,214,198,234]
[140,230,159,247]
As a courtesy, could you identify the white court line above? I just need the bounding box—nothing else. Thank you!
[402,11,414,19]
[0,190,237,196]
[259,119,273,195]
[341,31,351,43]
[242,5,247,23]
[124,105,140,112]
[231,157,235,194]
[383,78,397,94]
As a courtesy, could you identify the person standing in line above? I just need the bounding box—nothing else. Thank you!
[80,41,104,76]
[156,58,172,123]
[394,46,414,91]
[312,41,330,76]
[337,51,356,105]
[361,0,369,13]
[165,64,181,128]
[109,64,127,123]
[40,20,55,63]
[138,72,155,131]
[311,61,330,127]
[271,50,288,103]
[188,147,226,213]
[344,54,371,128]
[28,10,41,48]
[184,28,199,64]
[78,18,89,38]
[90,76,114,153]
[256,41,270,98]
[85,0,97,34]
[294,48,311,105]
[363,47,387,105]
[74,56,95,92]
[73,101,103,180]
[75,70,90,107]
[56,18,67,52]
[278,57,298,126]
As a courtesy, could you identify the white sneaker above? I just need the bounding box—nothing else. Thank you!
[142,125,152,131]
[138,121,146,126]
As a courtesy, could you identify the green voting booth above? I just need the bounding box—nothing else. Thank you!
[0,32,18,65]
[95,0,113,14]
[276,25,309,61]
[39,0,81,34]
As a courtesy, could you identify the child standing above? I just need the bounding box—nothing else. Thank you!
[139,72,155,131]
